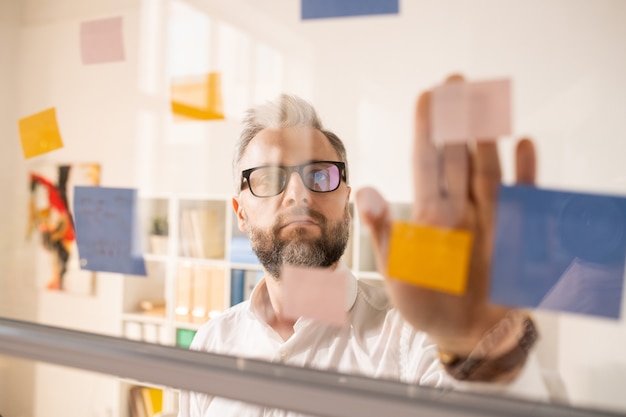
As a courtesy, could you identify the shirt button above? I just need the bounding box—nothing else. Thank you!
[279,350,288,361]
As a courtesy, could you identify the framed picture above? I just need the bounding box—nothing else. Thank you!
[27,163,101,295]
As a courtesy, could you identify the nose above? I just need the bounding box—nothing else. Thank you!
[282,171,309,206]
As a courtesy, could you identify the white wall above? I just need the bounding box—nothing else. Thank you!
[0,0,38,416]
[4,0,626,415]
[12,1,144,416]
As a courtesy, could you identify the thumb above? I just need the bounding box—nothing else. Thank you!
[355,187,392,273]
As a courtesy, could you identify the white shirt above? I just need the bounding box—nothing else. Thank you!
[179,271,548,417]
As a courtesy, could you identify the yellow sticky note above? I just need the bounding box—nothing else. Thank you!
[18,108,64,159]
[170,72,225,121]
[387,221,473,295]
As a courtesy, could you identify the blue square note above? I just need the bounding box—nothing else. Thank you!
[73,186,147,276]
[490,185,626,319]
[301,0,399,20]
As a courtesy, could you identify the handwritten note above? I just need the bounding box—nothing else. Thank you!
[18,108,64,159]
[387,222,473,295]
[281,265,348,326]
[431,78,512,143]
[490,185,626,318]
[73,186,146,276]
[80,16,125,65]
[301,0,399,20]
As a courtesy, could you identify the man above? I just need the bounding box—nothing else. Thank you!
[180,77,547,416]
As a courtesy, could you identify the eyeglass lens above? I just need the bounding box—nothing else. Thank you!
[249,162,341,197]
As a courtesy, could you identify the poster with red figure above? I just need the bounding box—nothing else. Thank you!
[27,163,101,295]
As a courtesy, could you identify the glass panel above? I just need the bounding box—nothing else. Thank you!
[2,0,626,416]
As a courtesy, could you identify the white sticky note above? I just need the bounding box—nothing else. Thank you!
[281,265,348,326]
[80,16,125,65]
[431,78,512,143]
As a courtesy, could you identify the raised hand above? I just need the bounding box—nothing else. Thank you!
[355,75,537,355]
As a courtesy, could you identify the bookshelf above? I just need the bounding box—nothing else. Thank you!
[118,193,410,416]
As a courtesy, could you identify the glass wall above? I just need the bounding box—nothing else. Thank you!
[1,0,625,416]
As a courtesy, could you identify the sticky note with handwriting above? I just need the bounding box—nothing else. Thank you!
[73,186,146,276]
[281,265,348,326]
[80,16,125,65]
[431,78,511,143]
[490,185,626,319]
[18,108,64,159]
[387,222,473,295]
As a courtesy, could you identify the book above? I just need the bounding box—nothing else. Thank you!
[180,207,225,259]
[124,321,143,341]
[129,385,163,417]
[208,268,226,317]
[191,265,210,324]
[243,270,263,301]
[158,324,170,345]
[176,328,197,349]
[141,386,163,417]
[229,236,259,264]
[230,269,262,305]
[230,269,245,306]
[129,386,148,417]
[175,264,193,322]
[190,266,226,323]
[189,208,224,258]
[142,323,159,344]
[179,210,197,257]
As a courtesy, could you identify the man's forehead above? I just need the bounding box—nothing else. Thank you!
[240,126,339,167]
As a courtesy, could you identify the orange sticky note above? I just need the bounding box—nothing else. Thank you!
[170,72,225,121]
[18,108,64,159]
[387,221,473,295]
[281,265,348,326]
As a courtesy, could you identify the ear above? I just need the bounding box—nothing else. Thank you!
[346,186,353,217]
[231,196,247,232]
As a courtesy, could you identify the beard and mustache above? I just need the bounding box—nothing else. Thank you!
[245,206,351,280]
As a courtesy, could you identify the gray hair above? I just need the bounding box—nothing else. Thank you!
[233,94,349,190]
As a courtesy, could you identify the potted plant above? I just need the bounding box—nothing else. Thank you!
[149,216,169,255]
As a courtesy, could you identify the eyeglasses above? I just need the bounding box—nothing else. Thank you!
[241,161,347,198]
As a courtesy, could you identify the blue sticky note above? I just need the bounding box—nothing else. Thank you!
[490,185,626,319]
[301,0,399,20]
[73,186,147,276]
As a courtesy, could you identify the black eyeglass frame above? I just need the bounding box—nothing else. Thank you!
[240,160,347,198]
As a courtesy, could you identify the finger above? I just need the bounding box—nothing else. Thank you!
[355,187,392,273]
[468,141,502,288]
[413,91,440,208]
[439,75,470,207]
[440,72,480,205]
[445,73,465,83]
[515,137,536,185]
[441,143,469,202]
[471,142,502,209]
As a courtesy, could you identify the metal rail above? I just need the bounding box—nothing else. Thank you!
[0,318,622,417]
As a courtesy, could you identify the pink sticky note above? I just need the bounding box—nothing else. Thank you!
[281,265,348,326]
[431,78,511,143]
[80,16,125,65]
